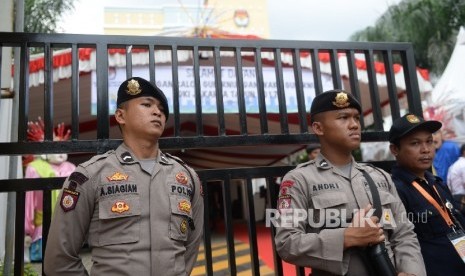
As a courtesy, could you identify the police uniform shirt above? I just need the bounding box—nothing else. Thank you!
[391,164,465,276]
[44,143,204,276]
[274,154,426,276]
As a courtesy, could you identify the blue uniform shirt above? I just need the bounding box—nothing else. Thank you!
[391,164,465,276]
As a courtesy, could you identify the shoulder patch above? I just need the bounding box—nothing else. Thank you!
[81,150,114,168]
[60,188,80,212]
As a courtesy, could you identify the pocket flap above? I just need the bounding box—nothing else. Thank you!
[312,192,348,209]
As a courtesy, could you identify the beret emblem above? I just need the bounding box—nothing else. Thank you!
[126,79,142,95]
[332,92,350,108]
[406,114,420,123]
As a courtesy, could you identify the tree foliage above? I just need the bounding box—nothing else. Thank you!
[23,0,75,33]
[350,0,465,76]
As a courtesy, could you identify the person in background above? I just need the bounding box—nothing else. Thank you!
[389,114,465,276]
[24,118,76,263]
[306,143,321,161]
[432,130,460,186]
[44,77,204,276]
[275,90,425,276]
[447,144,465,214]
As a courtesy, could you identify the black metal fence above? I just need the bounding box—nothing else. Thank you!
[0,32,423,275]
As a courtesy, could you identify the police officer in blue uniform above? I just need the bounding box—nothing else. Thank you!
[389,113,465,276]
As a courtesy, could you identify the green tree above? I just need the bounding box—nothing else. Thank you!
[350,0,465,76]
[23,0,76,33]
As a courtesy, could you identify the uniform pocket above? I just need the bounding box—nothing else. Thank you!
[169,195,193,241]
[378,190,397,206]
[98,195,141,246]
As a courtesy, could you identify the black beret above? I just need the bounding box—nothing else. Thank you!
[116,77,169,120]
[389,113,442,143]
[310,89,362,119]
[306,144,321,152]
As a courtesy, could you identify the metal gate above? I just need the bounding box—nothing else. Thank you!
[0,32,423,275]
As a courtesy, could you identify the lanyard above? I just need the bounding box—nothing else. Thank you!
[412,181,455,228]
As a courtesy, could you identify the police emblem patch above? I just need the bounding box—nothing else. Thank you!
[175,172,189,185]
[178,200,191,214]
[332,92,350,108]
[107,172,129,181]
[180,219,188,234]
[126,79,142,95]
[60,188,80,212]
[278,195,291,212]
[111,201,130,213]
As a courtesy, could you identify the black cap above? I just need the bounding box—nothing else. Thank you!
[310,89,362,119]
[388,113,442,143]
[116,77,169,120]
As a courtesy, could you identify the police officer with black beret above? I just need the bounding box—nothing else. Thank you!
[274,90,426,275]
[44,77,204,275]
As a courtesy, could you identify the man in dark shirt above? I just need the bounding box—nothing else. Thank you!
[389,113,465,276]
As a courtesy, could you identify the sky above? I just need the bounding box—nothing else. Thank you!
[61,0,403,41]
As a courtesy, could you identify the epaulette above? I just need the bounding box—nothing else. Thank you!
[296,159,315,169]
[80,150,114,168]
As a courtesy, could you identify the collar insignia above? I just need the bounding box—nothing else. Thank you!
[121,152,134,163]
[319,160,329,168]
[332,92,350,108]
[126,79,142,95]
[107,172,129,181]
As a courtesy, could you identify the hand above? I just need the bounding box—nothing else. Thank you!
[343,204,385,249]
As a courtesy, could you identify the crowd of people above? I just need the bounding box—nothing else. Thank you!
[41,81,465,276]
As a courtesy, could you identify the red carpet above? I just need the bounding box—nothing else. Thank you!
[217,221,312,276]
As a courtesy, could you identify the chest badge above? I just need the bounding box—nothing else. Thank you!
[180,219,188,234]
[175,172,189,185]
[178,200,191,214]
[107,172,129,181]
[111,201,130,213]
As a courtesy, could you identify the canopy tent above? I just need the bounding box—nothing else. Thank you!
[430,26,465,142]
[21,30,434,168]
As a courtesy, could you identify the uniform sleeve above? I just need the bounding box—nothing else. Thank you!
[44,166,95,276]
[383,171,426,276]
[184,169,204,274]
[274,171,349,275]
